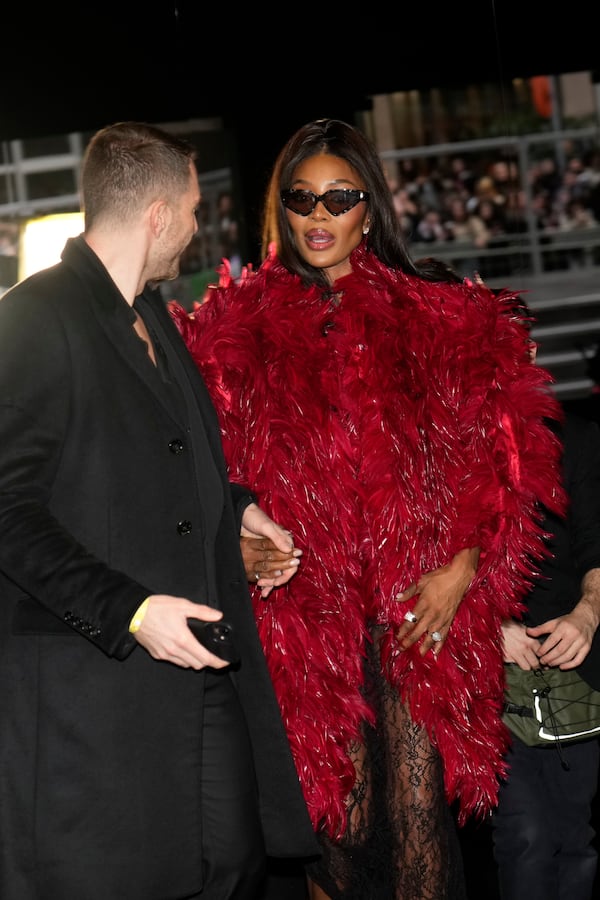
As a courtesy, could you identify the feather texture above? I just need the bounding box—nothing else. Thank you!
[170,244,565,834]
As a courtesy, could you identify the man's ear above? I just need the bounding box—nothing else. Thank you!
[149,199,170,236]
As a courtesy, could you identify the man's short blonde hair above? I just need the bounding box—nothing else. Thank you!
[81,121,197,229]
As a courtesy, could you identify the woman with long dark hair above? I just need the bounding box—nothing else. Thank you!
[171,118,565,900]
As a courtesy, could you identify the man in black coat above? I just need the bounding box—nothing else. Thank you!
[0,122,318,900]
[491,409,600,900]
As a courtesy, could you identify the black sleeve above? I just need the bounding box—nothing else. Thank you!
[564,414,600,578]
[229,482,258,533]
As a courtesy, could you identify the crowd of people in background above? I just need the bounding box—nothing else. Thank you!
[386,143,600,276]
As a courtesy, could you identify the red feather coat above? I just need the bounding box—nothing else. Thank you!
[170,244,565,836]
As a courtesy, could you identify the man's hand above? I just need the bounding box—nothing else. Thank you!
[240,502,302,598]
[133,595,231,670]
[528,567,600,670]
[502,618,542,668]
[528,611,595,670]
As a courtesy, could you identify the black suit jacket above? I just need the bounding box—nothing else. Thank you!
[0,236,317,899]
[524,412,600,690]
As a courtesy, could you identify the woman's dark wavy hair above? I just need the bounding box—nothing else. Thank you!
[261,118,462,290]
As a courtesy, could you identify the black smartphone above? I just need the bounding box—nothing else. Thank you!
[187,618,239,665]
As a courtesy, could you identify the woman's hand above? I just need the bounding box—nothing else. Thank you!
[395,547,479,656]
[240,502,302,598]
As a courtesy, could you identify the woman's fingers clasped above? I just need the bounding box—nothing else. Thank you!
[240,536,301,585]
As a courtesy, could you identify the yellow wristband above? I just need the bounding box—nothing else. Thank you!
[129,597,150,634]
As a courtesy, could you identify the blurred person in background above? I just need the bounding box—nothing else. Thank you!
[492,316,600,900]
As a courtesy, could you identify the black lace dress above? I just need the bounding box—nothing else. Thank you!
[305,631,468,900]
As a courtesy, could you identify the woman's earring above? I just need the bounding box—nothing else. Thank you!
[362,223,370,236]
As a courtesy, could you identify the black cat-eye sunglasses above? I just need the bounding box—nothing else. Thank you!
[280,188,370,217]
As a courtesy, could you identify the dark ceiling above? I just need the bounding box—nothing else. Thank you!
[2,1,597,142]
[2,2,597,260]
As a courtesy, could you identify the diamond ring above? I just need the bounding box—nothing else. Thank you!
[403,610,418,624]
[254,572,260,581]
[430,630,443,642]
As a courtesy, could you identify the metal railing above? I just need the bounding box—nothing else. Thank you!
[381,126,600,278]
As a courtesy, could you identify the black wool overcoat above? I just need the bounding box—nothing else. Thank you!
[0,236,318,900]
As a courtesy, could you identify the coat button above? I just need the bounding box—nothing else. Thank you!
[168,439,184,454]
[177,520,193,535]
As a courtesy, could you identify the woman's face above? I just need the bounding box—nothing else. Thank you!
[284,152,370,284]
